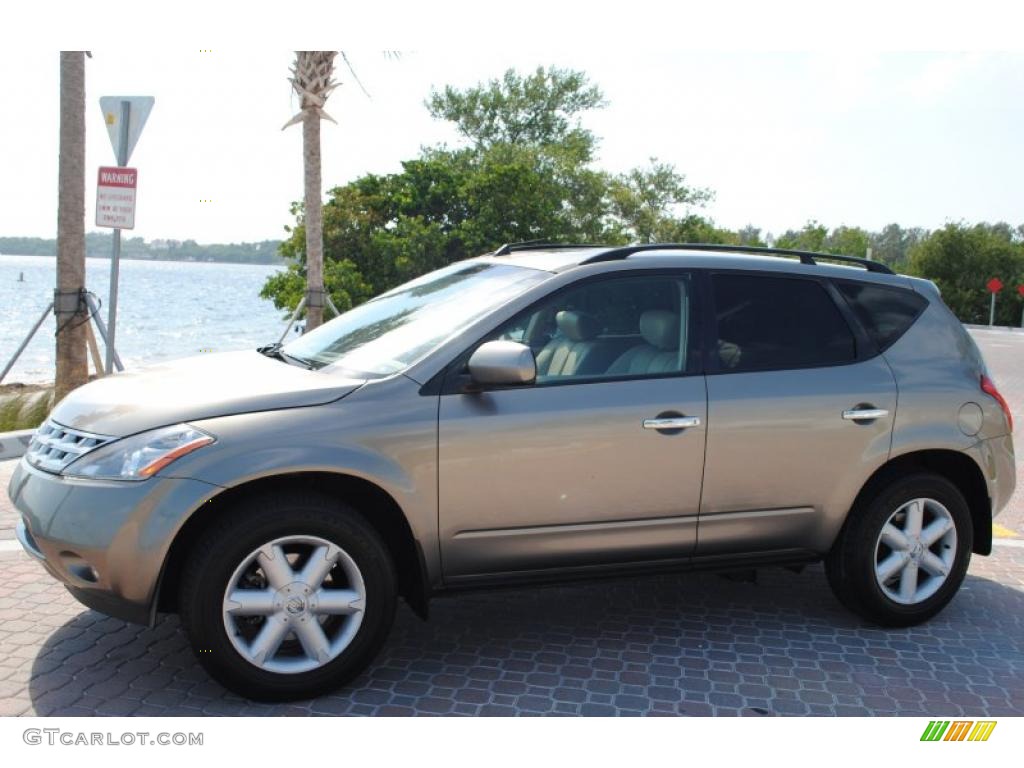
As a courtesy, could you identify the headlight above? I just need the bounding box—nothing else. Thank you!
[62,424,215,481]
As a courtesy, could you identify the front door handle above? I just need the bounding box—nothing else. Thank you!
[643,416,701,430]
[842,408,889,422]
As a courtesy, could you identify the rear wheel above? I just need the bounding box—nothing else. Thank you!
[826,473,972,627]
[179,492,396,701]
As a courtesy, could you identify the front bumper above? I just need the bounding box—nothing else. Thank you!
[8,458,220,626]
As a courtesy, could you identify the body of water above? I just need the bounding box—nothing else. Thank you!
[0,254,288,384]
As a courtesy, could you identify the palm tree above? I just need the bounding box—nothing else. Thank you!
[283,52,388,332]
[54,51,89,401]
[283,52,339,333]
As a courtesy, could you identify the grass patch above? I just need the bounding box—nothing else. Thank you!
[0,390,53,432]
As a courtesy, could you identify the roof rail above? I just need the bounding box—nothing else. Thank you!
[492,240,606,256]
[580,243,894,274]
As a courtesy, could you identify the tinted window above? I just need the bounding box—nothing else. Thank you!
[835,281,927,351]
[492,273,696,383]
[712,274,856,372]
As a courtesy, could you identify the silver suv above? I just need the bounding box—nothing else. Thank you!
[9,243,1016,701]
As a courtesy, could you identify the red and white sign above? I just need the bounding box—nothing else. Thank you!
[95,166,137,229]
[986,277,1003,294]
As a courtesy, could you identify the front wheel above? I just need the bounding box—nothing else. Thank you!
[179,492,397,701]
[826,473,973,627]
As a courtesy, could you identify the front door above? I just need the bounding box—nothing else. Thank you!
[437,271,707,581]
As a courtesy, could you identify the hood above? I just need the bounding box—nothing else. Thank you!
[49,351,365,437]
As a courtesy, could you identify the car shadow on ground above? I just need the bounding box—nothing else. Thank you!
[27,563,1024,716]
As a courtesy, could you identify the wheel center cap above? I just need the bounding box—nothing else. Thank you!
[275,582,312,616]
[910,541,924,560]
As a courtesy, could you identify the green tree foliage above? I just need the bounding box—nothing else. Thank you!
[773,221,830,252]
[908,223,1024,325]
[267,67,711,313]
[654,214,740,245]
[607,159,713,243]
[827,226,872,259]
[259,257,372,315]
[772,221,928,269]
[426,67,605,159]
[870,223,925,268]
[735,226,767,247]
[264,67,1024,327]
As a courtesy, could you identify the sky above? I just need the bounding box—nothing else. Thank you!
[1,48,1022,245]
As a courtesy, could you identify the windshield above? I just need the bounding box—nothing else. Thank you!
[282,261,549,377]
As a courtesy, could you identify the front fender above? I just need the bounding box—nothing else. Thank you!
[159,377,440,578]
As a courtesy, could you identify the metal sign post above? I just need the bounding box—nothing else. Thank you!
[105,100,130,373]
[96,95,154,374]
[986,277,1003,327]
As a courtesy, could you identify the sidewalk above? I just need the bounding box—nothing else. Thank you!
[0,459,17,540]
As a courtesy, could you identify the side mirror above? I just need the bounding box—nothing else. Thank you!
[466,340,536,388]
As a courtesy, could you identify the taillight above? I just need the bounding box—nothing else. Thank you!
[981,374,1013,432]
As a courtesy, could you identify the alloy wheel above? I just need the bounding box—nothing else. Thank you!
[873,497,957,606]
[222,535,366,674]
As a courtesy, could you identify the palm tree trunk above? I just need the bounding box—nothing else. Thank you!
[54,51,88,401]
[303,108,324,332]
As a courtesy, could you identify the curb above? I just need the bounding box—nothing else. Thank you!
[965,324,1024,332]
[0,430,34,461]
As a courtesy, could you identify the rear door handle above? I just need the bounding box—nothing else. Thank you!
[643,416,701,430]
[842,408,889,421]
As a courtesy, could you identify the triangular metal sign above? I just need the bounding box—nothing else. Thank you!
[99,96,155,164]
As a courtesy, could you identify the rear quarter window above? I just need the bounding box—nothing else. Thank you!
[835,280,928,351]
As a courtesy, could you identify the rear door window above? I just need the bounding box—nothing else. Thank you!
[834,281,928,351]
[711,273,857,372]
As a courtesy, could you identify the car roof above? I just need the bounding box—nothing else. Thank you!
[474,244,914,287]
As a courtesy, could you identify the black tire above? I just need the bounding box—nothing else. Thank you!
[179,490,397,701]
[825,472,973,627]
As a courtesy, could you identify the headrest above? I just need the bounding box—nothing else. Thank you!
[639,310,680,350]
[556,310,601,341]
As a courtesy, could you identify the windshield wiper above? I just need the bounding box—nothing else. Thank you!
[257,343,315,369]
[257,342,285,358]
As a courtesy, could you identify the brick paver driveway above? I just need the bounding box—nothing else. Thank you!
[1,328,1022,717]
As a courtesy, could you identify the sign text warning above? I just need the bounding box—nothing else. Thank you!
[96,166,137,229]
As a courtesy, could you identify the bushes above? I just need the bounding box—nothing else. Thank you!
[908,223,1024,325]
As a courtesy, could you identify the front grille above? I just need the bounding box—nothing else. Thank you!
[25,419,115,474]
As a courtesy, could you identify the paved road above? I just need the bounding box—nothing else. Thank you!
[0,328,1021,716]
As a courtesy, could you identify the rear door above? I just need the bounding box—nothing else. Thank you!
[697,272,897,558]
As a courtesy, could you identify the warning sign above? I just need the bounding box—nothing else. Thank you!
[95,166,137,229]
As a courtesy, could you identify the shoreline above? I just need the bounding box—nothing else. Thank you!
[2,253,285,267]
